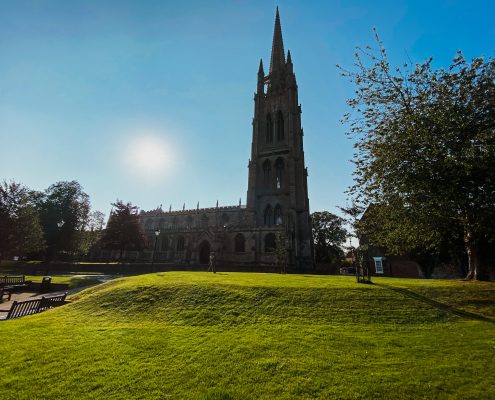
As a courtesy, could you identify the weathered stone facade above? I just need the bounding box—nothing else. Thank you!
[138,8,314,270]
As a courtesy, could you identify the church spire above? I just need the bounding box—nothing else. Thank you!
[269,6,286,74]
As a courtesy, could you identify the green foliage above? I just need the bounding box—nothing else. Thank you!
[0,272,493,399]
[311,211,347,264]
[340,31,495,280]
[76,211,106,257]
[0,179,106,261]
[99,200,145,258]
[0,180,46,258]
[38,180,91,258]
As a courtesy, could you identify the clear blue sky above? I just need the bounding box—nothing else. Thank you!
[1,0,494,218]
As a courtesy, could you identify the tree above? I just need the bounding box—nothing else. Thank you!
[77,210,106,258]
[340,31,495,280]
[38,181,91,259]
[0,181,46,259]
[311,211,347,265]
[99,200,145,259]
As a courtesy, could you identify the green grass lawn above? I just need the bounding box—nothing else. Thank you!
[0,273,494,400]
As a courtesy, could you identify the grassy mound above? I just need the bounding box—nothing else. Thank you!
[0,272,494,399]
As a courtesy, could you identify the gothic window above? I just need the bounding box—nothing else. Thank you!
[159,218,166,229]
[262,159,271,186]
[264,233,276,252]
[161,236,169,251]
[186,215,193,228]
[201,214,209,228]
[275,158,285,189]
[266,113,274,144]
[221,213,229,226]
[276,110,284,141]
[176,236,185,252]
[234,234,245,253]
[147,234,155,249]
[274,204,283,225]
[264,205,273,226]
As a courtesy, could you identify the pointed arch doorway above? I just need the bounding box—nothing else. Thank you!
[199,241,211,265]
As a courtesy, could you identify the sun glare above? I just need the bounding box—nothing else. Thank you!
[125,134,175,180]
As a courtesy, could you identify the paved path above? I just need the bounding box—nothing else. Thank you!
[0,277,117,314]
[0,275,122,315]
[0,290,68,313]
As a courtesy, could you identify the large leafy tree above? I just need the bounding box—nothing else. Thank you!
[38,180,91,258]
[340,32,495,280]
[0,181,46,259]
[99,200,145,259]
[311,211,347,265]
[76,210,106,258]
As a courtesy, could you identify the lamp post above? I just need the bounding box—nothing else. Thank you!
[47,219,65,275]
[151,228,160,272]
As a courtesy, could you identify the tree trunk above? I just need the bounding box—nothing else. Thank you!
[464,241,478,280]
[464,229,488,280]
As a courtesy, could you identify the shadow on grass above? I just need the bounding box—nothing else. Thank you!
[376,283,495,323]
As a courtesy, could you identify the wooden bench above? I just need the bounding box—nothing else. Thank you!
[0,275,27,285]
[0,275,31,292]
[0,293,68,320]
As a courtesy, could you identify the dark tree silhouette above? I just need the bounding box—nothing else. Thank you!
[0,180,45,259]
[311,211,347,265]
[99,200,145,260]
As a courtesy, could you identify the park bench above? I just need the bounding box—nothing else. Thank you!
[0,275,31,289]
[0,293,68,320]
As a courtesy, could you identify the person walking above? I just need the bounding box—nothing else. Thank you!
[208,251,216,273]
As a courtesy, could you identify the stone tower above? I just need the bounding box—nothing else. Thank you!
[247,7,314,269]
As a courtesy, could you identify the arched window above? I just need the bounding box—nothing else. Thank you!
[275,158,285,189]
[264,233,276,252]
[161,236,169,251]
[201,214,209,228]
[277,110,284,141]
[176,236,185,251]
[274,204,283,225]
[266,113,274,144]
[234,234,245,252]
[262,159,271,185]
[186,215,193,228]
[147,234,155,249]
[264,205,273,226]
[221,213,229,226]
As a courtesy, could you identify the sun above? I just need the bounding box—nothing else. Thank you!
[126,134,175,179]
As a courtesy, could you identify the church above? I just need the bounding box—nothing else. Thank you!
[138,8,314,271]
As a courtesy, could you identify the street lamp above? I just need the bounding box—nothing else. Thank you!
[151,228,161,272]
[47,219,65,274]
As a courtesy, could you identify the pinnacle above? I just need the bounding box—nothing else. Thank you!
[269,7,285,74]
